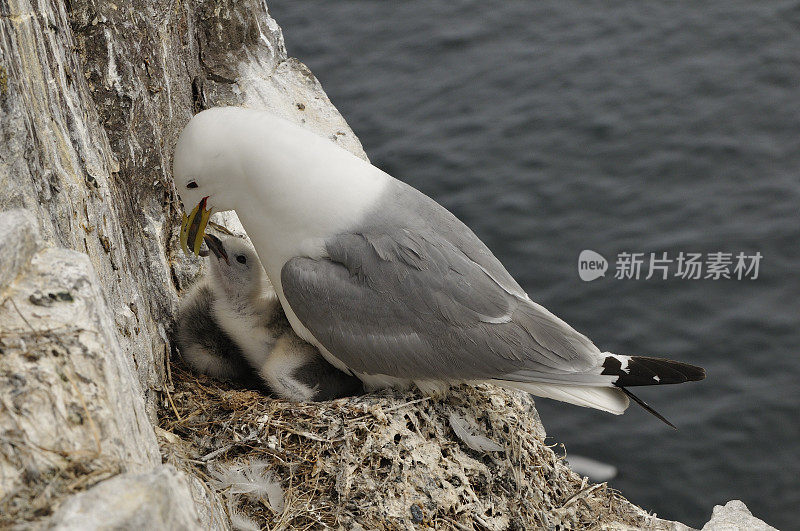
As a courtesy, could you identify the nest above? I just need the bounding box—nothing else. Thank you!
[158,361,655,530]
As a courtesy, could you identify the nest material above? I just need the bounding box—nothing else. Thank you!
[158,361,656,530]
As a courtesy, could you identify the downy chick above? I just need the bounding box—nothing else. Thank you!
[177,233,363,401]
[175,276,261,388]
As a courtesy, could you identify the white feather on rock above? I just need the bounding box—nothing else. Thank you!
[209,459,285,513]
[448,412,503,452]
[229,509,261,531]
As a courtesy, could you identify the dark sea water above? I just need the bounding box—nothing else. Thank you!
[269,2,800,528]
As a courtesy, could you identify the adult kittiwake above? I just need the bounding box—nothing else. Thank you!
[174,107,705,425]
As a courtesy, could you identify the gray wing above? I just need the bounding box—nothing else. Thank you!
[281,225,604,382]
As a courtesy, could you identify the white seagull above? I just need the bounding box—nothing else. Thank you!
[175,107,704,426]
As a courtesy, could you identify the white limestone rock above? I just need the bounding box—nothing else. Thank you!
[0,210,40,292]
[49,465,214,531]
[701,500,777,531]
[0,235,160,515]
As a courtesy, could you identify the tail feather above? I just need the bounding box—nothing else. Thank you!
[602,355,706,387]
[491,380,630,415]
[617,386,677,429]
[492,354,705,426]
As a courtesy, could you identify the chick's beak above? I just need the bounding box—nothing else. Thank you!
[202,233,228,264]
[180,196,212,256]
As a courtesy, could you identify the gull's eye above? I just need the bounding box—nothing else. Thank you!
[236,255,247,264]
[186,180,198,189]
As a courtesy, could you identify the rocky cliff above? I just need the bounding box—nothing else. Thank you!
[0,1,776,529]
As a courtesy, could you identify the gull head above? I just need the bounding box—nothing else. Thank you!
[203,234,267,302]
[174,108,247,256]
[174,106,385,261]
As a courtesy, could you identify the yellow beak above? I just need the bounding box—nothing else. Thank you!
[180,197,212,256]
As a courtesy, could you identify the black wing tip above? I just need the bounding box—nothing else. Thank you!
[618,386,678,430]
[602,355,706,387]
[688,364,707,382]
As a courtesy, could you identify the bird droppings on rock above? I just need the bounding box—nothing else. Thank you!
[158,360,669,530]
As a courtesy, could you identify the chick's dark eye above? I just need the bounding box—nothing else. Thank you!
[236,255,247,264]
[186,181,198,189]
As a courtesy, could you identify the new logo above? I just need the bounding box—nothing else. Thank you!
[578,250,608,282]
